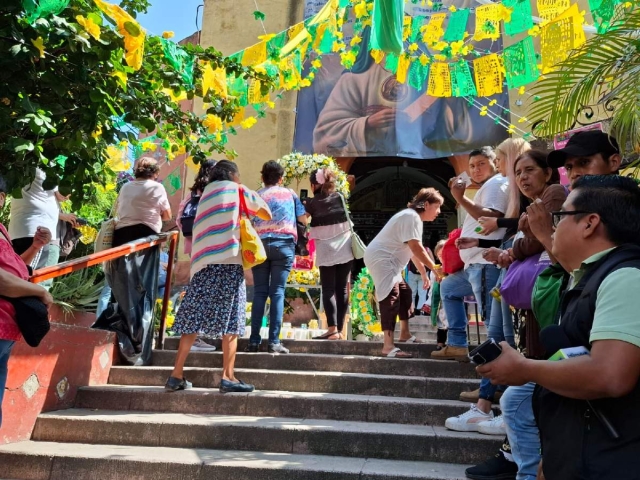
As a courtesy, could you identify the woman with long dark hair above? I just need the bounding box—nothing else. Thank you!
[304,168,353,340]
[166,161,271,393]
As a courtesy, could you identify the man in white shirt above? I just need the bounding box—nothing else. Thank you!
[432,147,509,360]
[9,169,76,285]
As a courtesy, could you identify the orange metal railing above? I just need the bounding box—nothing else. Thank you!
[30,231,179,350]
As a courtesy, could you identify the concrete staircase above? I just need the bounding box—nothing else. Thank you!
[0,339,501,479]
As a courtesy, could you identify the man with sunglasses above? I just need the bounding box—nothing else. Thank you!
[477,175,640,480]
[466,131,624,480]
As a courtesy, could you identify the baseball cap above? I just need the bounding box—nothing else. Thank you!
[547,130,620,169]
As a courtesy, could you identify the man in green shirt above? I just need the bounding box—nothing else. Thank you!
[478,175,640,480]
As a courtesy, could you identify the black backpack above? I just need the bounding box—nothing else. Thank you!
[179,194,200,237]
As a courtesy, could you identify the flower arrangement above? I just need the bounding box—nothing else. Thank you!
[285,267,321,315]
[350,268,382,339]
[287,267,320,287]
[154,298,177,335]
[276,152,350,198]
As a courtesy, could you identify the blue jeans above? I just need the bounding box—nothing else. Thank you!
[501,382,540,480]
[406,272,428,310]
[250,237,295,345]
[440,263,500,348]
[0,339,15,429]
[96,284,112,318]
[479,270,516,401]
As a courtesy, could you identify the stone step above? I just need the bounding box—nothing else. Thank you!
[30,410,500,464]
[109,366,479,401]
[151,351,479,379]
[164,337,443,357]
[75,385,496,427]
[0,441,473,480]
[394,332,487,344]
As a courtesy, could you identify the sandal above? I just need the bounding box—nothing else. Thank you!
[381,347,413,358]
[313,330,339,340]
[397,335,423,344]
[328,332,343,341]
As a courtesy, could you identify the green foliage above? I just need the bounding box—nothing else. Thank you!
[0,0,276,207]
[50,266,105,313]
[529,6,640,155]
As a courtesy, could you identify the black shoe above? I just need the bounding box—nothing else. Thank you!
[465,452,517,480]
[268,343,289,354]
[244,344,260,352]
[165,376,192,392]
[219,379,255,393]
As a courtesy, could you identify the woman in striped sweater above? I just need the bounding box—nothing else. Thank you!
[166,161,271,394]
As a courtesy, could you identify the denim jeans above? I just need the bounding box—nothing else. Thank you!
[406,272,428,310]
[0,339,15,428]
[250,237,295,345]
[440,263,500,348]
[96,284,112,319]
[501,382,540,480]
[479,293,514,400]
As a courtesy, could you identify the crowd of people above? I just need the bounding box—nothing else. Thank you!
[1,130,639,479]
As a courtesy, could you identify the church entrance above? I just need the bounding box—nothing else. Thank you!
[347,157,457,251]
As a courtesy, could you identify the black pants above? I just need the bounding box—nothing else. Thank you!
[319,260,353,332]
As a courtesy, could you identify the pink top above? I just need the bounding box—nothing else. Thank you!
[0,224,27,341]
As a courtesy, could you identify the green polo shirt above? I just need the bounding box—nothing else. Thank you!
[571,248,640,348]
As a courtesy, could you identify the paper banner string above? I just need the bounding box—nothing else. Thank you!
[450,60,477,97]
[443,8,470,42]
[421,13,447,45]
[503,36,540,89]
[94,0,145,70]
[537,0,571,21]
[408,61,430,90]
[474,4,504,41]
[241,41,267,67]
[385,53,400,74]
[540,3,585,73]
[248,79,269,104]
[410,15,426,42]
[589,0,623,33]
[161,39,195,86]
[162,167,182,196]
[396,54,412,83]
[427,62,452,97]
[473,54,504,97]
[228,75,249,106]
[22,0,70,23]
[201,63,227,98]
[503,0,534,36]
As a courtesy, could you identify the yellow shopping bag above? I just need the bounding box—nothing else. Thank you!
[238,189,266,269]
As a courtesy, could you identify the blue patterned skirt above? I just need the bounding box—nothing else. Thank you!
[173,264,246,338]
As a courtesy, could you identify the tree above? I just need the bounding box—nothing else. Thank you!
[0,0,275,204]
[529,5,640,155]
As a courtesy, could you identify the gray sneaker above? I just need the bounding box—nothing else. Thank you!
[165,376,192,392]
[268,343,289,354]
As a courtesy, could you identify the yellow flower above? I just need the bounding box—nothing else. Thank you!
[354,1,368,18]
[31,37,45,58]
[363,314,372,322]
[312,59,323,69]
[489,99,498,106]
[241,117,257,129]
[203,114,222,134]
[419,54,430,66]
[449,5,457,12]
[350,36,362,47]
[369,322,382,333]
[162,31,175,39]
[76,15,101,40]
[356,292,364,300]
[359,300,367,308]
[408,43,419,53]
[518,86,526,95]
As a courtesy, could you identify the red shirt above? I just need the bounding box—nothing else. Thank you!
[0,224,27,341]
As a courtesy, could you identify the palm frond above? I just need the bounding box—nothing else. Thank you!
[528,6,640,154]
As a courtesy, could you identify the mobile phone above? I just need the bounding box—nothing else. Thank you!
[300,189,308,200]
[458,172,472,187]
[75,217,88,226]
[468,338,503,365]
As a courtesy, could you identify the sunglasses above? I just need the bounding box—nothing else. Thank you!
[551,210,592,228]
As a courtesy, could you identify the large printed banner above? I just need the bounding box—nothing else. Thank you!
[294,0,510,159]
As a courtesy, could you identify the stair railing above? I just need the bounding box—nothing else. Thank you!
[30,231,179,350]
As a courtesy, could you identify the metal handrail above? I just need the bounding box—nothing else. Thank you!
[30,230,179,350]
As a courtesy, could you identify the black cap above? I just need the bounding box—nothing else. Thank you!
[547,130,620,169]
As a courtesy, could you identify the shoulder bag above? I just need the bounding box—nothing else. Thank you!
[501,251,552,310]
[288,189,309,256]
[338,193,366,260]
[95,199,118,253]
[238,188,267,269]
[179,193,201,237]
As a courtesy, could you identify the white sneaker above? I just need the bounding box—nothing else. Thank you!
[477,414,507,436]
[190,338,217,352]
[445,404,494,432]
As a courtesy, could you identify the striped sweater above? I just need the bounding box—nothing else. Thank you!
[190,181,270,278]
